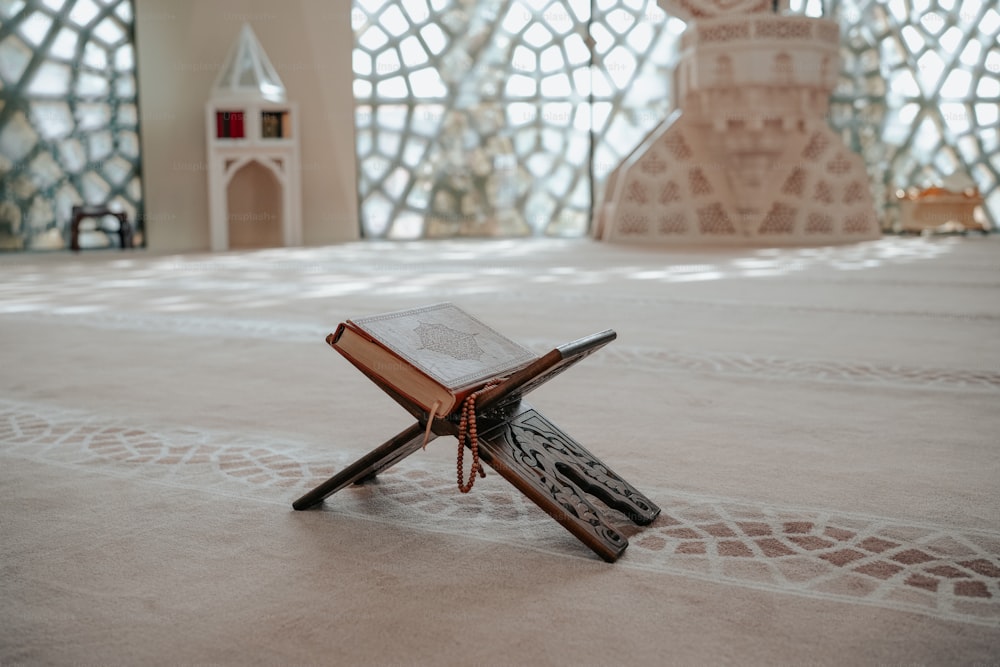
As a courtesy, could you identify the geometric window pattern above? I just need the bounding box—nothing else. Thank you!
[352,0,681,238]
[824,0,1000,229]
[356,0,998,239]
[0,0,143,251]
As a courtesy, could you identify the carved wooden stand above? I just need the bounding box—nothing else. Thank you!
[293,330,660,562]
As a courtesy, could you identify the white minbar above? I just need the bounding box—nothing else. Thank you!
[206,24,301,251]
[596,0,880,244]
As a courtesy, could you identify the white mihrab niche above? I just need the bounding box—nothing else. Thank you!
[597,0,881,244]
[205,24,301,251]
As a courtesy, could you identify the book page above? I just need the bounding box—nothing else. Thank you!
[352,303,535,391]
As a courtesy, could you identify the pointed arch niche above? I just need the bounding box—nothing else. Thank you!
[224,158,284,249]
[205,24,301,251]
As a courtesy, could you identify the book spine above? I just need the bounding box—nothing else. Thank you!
[231,112,244,138]
[328,323,457,417]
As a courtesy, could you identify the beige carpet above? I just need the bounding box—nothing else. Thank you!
[2,236,999,665]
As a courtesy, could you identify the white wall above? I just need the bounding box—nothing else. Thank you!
[134,0,359,252]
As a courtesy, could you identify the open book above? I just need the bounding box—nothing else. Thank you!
[328,303,537,417]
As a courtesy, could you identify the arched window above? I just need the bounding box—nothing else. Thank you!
[773,52,793,84]
[715,55,734,87]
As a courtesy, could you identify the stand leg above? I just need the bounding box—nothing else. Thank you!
[542,433,660,525]
[293,423,433,510]
[477,404,660,562]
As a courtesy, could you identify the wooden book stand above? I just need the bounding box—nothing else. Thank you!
[293,330,660,562]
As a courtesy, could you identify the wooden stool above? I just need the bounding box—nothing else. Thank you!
[70,206,133,251]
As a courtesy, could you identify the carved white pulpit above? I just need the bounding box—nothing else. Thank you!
[206,24,301,251]
[597,0,881,244]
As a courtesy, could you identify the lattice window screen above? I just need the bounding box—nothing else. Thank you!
[0,0,143,251]
[822,0,999,229]
[351,0,679,239]
[354,0,998,238]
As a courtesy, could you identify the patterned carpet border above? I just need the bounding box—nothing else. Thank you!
[2,399,998,628]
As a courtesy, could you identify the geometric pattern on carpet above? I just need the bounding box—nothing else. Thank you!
[3,399,998,627]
